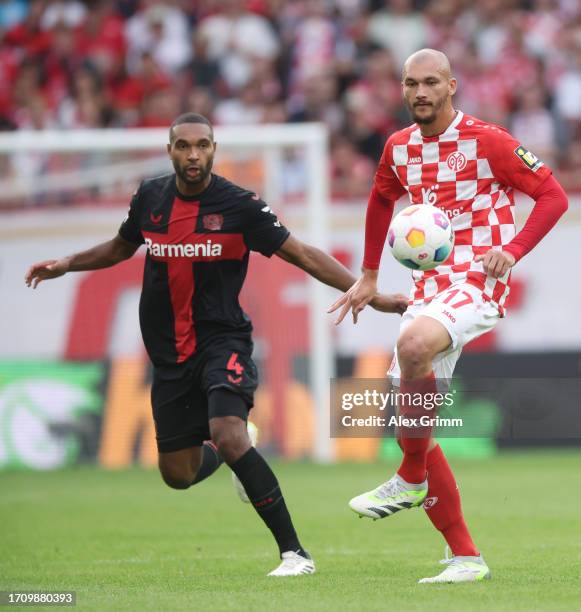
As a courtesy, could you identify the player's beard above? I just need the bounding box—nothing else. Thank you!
[409,94,448,125]
[174,157,213,186]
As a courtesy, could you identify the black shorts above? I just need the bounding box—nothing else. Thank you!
[151,336,258,453]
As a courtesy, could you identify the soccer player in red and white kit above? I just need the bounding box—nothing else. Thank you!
[329,49,568,583]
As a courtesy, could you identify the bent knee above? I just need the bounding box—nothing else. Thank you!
[158,457,200,490]
[211,420,249,462]
[159,468,193,490]
[163,477,191,490]
[157,447,202,490]
[397,335,432,370]
[214,430,249,459]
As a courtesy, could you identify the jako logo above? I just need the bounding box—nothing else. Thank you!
[145,237,222,258]
[442,309,456,323]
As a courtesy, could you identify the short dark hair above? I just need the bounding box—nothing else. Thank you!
[169,113,214,143]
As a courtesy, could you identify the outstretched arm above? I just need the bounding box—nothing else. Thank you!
[275,234,407,315]
[25,234,140,289]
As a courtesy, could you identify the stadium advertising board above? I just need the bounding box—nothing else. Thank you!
[1,353,580,470]
[0,362,103,469]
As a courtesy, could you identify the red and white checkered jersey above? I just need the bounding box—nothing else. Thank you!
[374,111,552,314]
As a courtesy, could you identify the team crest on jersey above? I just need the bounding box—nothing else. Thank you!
[514,146,543,172]
[202,214,224,231]
[446,151,467,172]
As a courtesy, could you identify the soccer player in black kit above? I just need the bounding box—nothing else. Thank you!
[25,113,407,576]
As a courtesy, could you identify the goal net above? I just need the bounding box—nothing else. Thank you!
[0,124,333,467]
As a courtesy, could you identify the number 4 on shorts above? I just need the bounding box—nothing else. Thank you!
[227,352,244,384]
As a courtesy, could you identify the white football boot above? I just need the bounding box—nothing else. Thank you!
[419,547,491,583]
[349,473,427,519]
[232,421,259,502]
[267,551,316,577]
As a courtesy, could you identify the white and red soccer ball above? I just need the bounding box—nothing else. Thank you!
[387,204,454,271]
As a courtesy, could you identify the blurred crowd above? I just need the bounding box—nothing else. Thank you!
[2,0,581,198]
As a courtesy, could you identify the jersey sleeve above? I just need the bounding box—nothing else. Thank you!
[118,183,145,245]
[362,186,395,270]
[479,126,552,197]
[504,174,568,262]
[373,135,407,201]
[242,195,290,257]
[361,136,404,269]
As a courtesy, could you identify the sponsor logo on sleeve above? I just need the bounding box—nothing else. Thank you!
[514,146,544,172]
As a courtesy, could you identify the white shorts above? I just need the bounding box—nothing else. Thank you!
[388,283,500,381]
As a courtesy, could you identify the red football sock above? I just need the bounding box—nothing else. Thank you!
[396,372,436,484]
[424,444,479,557]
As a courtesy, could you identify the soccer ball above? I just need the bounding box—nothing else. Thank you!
[387,204,454,271]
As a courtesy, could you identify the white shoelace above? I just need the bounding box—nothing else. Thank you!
[376,477,402,500]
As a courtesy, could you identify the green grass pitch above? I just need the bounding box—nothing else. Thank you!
[1,451,580,611]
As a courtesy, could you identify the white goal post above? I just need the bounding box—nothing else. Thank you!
[0,123,334,462]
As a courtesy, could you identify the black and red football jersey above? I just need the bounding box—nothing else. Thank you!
[119,173,290,367]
